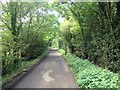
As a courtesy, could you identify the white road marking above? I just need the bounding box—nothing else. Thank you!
[65,65,68,71]
[42,69,54,82]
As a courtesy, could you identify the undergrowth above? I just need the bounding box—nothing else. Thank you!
[59,49,119,89]
[2,49,50,85]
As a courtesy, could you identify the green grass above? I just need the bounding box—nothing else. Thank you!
[2,49,50,85]
[59,49,119,89]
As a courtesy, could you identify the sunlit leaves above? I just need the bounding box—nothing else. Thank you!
[1,2,59,75]
[58,2,120,73]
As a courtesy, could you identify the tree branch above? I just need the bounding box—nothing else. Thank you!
[1,17,11,31]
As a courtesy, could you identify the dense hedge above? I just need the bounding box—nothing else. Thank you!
[1,2,57,75]
[58,2,120,73]
[2,49,50,84]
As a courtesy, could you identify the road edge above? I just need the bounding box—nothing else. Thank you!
[58,49,79,88]
[2,49,51,89]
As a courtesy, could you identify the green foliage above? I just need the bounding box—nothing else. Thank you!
[58,49,65,55]
[60,17,80,54]
[1,2,58,76]
[2,30,21,74]
[2,49,50,84]
[1,1,120,87]
[63,52,119,88]
[57,2,120,73]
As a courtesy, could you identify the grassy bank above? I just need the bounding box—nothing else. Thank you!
[2,48,50,85]
[59,49,119,89]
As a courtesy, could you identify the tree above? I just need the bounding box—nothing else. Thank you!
[55,2,120,72]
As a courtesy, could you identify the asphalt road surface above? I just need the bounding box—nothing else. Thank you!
[14,49,78,88]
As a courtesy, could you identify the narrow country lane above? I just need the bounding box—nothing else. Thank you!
[14,49,78,88]
[2,2,119,89]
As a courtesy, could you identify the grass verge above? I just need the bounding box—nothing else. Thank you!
[2,48,50,86]
[59,49,119,89]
